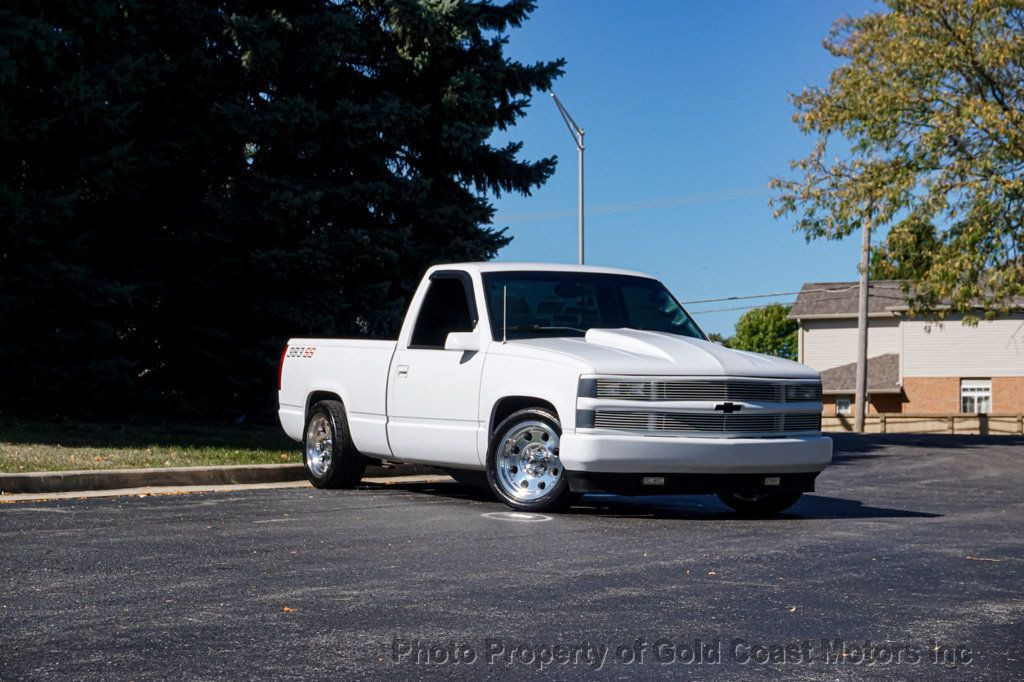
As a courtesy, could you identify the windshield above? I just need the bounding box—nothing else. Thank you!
[482,271,705,341]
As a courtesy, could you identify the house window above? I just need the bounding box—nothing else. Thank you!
[960,379,992,414]
[836,398,852,416]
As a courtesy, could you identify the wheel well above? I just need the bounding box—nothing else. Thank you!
[306,391,343,419]
[490,396,559,434]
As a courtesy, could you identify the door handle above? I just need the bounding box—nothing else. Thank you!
[397,365,409,378]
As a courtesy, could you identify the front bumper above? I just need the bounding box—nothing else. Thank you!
[559,432,833,474]
[567,471,819,495]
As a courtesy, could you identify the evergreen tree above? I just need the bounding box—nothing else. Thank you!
[0,1,562,416]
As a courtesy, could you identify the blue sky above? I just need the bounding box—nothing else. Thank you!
[489,0,878,336]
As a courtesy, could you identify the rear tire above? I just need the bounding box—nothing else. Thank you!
[303,400,366,489]
[486,408,573,512]
[717,491,802,517]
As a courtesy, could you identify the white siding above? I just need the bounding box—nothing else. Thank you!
[800,317,901,371]
[901,316,1024,377]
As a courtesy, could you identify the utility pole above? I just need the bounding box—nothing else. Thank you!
[854,219,872,433]
[551,92,585,264]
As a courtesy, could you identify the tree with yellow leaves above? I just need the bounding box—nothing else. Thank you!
[772,0,1023,320]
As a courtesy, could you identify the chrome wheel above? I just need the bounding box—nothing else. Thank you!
[305,413,333,478]
[494,420,562,501]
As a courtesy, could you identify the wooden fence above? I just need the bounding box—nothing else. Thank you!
[822,413,1024,435]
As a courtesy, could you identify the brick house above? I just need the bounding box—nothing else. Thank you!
[789,281,1024,417]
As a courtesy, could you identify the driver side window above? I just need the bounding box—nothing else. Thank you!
[410,277,476,349]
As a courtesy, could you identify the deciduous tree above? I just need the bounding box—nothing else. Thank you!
[772,0,1024,320]
[729,305,798,360]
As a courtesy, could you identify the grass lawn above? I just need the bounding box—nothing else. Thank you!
[0,417,301,473]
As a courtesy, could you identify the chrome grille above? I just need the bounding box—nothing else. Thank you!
[593,379,820,402]
[592,411,820,433]
[783,413,822,431]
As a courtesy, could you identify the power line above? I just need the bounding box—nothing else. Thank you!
[681,283,905,305]
[686,286,911,315]
[682,289,815,305]
[689,302,792,314]
[495,185,770,224]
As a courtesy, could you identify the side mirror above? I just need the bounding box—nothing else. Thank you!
[444,332,480,353]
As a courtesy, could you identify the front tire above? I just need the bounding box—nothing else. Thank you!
[303,400,366,489]
[717,491,802,516]
[486,408,573,512]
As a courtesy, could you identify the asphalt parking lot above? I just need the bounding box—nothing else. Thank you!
[2,434,1023,679]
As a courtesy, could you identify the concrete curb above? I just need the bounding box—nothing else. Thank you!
[0,462,441,495]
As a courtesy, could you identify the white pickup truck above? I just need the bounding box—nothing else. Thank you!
[278,263,831,514]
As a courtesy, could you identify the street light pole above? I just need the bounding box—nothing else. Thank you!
[577,127,584,265]
[551,92,585,264]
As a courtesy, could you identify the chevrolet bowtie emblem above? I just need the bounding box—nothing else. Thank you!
[714,402,743,414]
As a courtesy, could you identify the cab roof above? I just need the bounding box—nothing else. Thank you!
[428,262,655,279]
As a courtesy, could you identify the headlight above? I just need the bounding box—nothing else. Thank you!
[579,378,653,400]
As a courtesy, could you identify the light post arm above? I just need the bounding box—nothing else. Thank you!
[550,92,585,264]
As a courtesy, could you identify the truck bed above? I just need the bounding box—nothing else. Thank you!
[278,338,397,457]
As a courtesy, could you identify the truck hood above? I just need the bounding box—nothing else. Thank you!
[506,328,819,379]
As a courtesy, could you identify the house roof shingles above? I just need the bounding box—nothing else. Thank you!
[789,280,1024,319]
[819,353,901,394]
[788,281,910,319]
